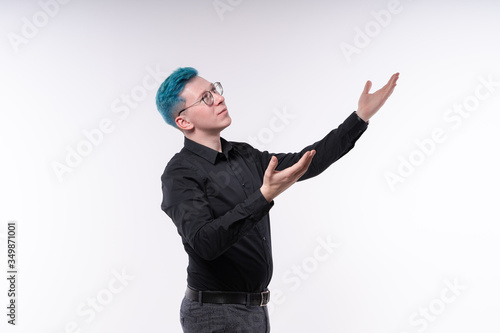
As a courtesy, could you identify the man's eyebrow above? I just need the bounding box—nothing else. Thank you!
[196,83,215,99]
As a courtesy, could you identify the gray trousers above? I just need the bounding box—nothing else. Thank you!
[180,296,271,332]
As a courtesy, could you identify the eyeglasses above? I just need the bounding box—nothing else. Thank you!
[177,82,223,116]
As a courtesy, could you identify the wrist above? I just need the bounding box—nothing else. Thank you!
[260,186,272,203]
[355,110,370,123]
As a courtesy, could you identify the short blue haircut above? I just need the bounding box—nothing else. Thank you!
[156,67,198,127]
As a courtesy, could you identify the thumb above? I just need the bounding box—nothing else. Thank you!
[362,80,372,95]
[265,156,278,176]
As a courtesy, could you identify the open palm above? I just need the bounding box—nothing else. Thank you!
[357,73,399,121]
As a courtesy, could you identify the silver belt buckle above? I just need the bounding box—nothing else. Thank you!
[260,290,270,306]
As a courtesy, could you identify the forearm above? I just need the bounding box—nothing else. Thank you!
[164,189,273,260]
[263,111,368,181]
[301,111,368,179]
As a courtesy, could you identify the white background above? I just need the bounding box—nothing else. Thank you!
[1,0,500,332]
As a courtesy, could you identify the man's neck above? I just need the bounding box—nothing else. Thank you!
[185,132,223,152]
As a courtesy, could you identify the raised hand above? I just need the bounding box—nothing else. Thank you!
[260,150,316,203]
[357,72,399,122]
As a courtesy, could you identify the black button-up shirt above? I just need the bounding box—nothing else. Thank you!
[161,111,368,293]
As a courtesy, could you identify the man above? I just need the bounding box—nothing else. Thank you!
[156,67,399,332]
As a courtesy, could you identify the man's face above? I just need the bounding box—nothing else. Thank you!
[177,76,231,134]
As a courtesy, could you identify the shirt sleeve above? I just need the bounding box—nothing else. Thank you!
[260,111,368,180]
[161,161,274,261]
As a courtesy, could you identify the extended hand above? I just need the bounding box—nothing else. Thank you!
[357,72,399,122]
[260,150,316,203]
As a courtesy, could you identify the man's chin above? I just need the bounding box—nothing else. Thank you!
[214,116,231,133]
[222,116,232,128]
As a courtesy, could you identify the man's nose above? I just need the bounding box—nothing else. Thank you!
[213,92,225,105]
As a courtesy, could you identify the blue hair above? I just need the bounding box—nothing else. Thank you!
[156,67,198,127]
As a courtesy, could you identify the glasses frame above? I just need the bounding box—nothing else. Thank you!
[177,82,223,117]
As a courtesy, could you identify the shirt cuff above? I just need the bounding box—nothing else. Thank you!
[245,190,274,222]
[354,111,369,124]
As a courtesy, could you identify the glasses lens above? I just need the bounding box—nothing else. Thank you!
[214,82,223,96]
[202,91,213,106]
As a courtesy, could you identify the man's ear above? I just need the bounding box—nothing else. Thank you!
[175,116,194,131]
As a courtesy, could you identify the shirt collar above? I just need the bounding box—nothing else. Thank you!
[183,136,233,164]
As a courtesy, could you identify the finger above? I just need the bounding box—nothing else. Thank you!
[294,151,316,180]
[384,73,399,96]
[304,150,316,163]
[287,150,315,177]
[265,156,278,177]
[381,73,398,89]
[380,75,394,91]
[362,80,372,95]
[378,73,398,99]
[388,73,399,88]
[302,150,316,170]
[299,150,315,173]
[297,150,315,167]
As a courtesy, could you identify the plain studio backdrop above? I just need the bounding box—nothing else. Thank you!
[1,0,499,332]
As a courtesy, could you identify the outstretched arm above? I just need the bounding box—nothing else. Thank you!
[356,72,399,122]
[258,73,400,202]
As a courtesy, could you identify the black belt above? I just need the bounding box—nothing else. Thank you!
[185,286,270,307]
